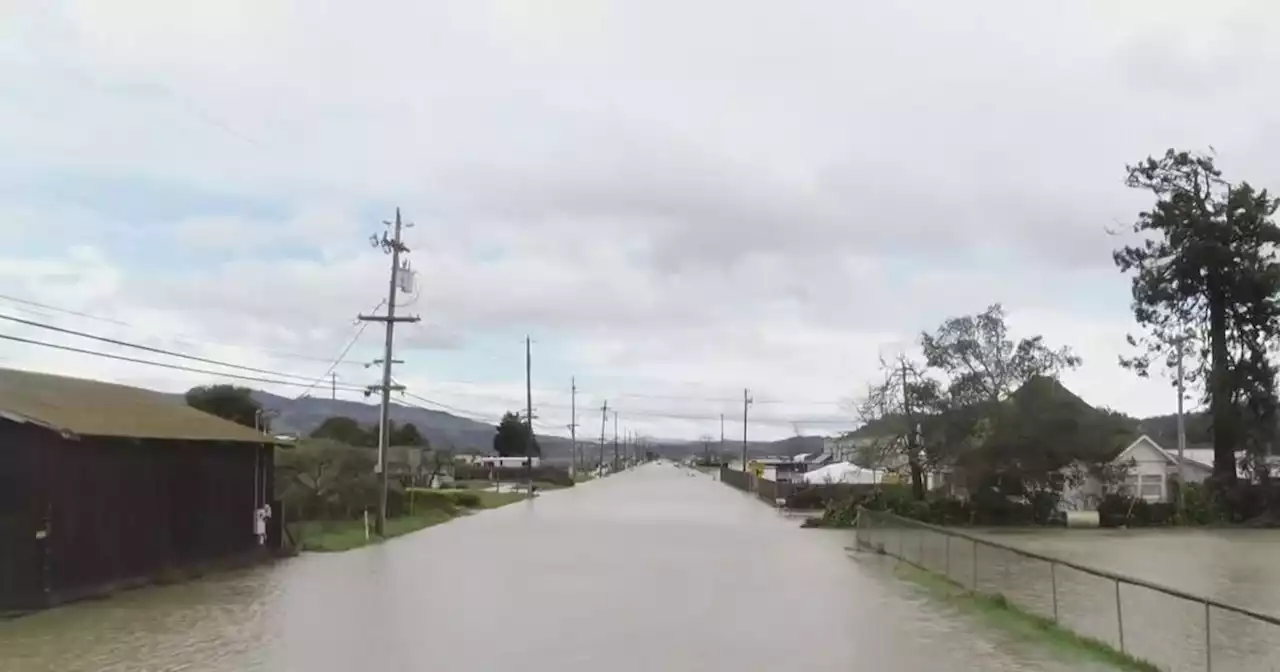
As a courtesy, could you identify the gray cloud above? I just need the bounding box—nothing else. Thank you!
[3,0,1278,437]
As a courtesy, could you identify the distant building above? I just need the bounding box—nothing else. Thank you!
[753,458,811,483]
[0,368,284,612]
[477,455,540,469]
[386,445,454,488]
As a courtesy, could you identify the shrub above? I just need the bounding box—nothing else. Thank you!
[447,491,482,508]
[924,498,972,526]
[1097,494,1174,527]
[406,489,459,515]
[968,488,1035,526]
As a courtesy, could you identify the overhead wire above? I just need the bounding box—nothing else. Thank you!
[0,305,850,431]
[0,327,854,435]
[0,333,372,392]
[288,299,386,402]
[0,312,324,382]
[0,293,373,367]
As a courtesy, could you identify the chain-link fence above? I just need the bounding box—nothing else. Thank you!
[855,508,1280,672]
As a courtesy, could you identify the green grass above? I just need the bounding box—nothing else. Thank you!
[435,489,526,509]
[891,562,1160,672]
[450,479,495,490]
[291,490,527,553]
[450,479,574,491]
[290,511,455,552]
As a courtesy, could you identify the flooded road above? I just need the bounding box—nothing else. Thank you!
[2,464,1105,671]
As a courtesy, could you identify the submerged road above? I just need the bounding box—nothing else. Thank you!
[0,463,1106,671]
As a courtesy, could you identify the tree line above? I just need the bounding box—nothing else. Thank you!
[852,148,1280,517]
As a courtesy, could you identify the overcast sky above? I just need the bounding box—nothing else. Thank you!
[2,0,1277,441]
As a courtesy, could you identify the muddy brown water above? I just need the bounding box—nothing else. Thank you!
[1,464,1109,671]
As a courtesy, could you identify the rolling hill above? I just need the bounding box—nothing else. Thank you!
[242,391,820,462]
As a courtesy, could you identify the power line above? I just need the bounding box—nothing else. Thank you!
[0,333,372,392]
[605,391,845,405]
[0,312,331,382]
[0,293,375,367]
[393,387,856,426]
[0,293,130,326]
[399,389,499,425]
[288,302,385,401]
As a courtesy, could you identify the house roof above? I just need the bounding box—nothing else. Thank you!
[1111,434,1177,465]
[0,367,278,444]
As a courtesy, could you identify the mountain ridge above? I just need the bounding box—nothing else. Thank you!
[221,390,823,462]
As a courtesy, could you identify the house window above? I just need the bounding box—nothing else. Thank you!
[1139,474,1163,501]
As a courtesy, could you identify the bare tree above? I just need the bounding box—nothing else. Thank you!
[853,355,946,499]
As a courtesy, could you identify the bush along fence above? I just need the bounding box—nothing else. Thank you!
[855,508,1280,671]
[718,466,884,511]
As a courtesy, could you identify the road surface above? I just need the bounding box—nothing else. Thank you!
[0,463,1105,671]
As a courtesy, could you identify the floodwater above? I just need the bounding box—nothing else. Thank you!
[862,522,1280,672]
[2,464,1106,672]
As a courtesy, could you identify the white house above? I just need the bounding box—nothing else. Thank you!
[1061,435,1213,509]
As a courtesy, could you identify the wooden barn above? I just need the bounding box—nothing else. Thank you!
[0,368,280,612]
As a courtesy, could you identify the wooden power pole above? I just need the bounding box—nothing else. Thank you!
[358,208,419,536]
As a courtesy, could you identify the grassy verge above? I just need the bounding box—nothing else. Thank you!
[291,490,527,553]
[434,489,526,509]
[890,561,1159,671]
[450,479,574,491]
[289,511,453,552]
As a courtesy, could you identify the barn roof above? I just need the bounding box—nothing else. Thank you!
[0,367,278,444]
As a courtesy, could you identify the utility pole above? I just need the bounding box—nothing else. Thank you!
[330,372,338,401]
[720,413,725,463]
[359,207,420,537]
[742,388,752,474]
[613,411,619,471]
[599,401,608,473]
[525,336,534,496]
[1175,335,1187,515]
[569,377,578,476]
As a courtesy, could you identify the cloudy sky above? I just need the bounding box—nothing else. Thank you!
[1,0,1276,440]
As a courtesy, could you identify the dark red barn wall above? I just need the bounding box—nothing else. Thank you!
[46,435,267,602]
[0,421,51,610]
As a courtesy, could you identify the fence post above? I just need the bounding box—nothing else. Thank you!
[1204,601,1212,672]
[967,540,977,586]
[971,540,978,591]
[1115,579,1125,653]
[944,534,951,579]
[1050,561,1059,623]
